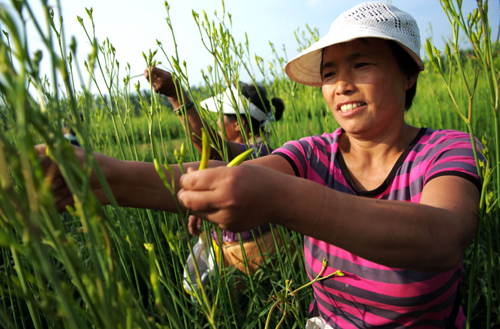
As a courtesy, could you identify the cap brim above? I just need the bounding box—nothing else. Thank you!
[200,87,269,122]
[200,94,237,115]
[200,87,241,115]
[285,27,424,87]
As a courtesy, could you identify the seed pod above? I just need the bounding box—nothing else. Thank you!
[442,0,450,9]
[445,43,452,64]
[226,148,254,167]
[481,134,489,147]
[154,159,173,193]
[472,32,478,45]
[198,128,210,170]
[67,37,77,58]
[425,39,433,61]
[180,142,186,160]
[85,7,93,20]
[192,10,199,24]
[425,39,440,73]
[432,45,440,58]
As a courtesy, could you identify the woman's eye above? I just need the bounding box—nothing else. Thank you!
[323,72,335,79]
[355,62,370,68]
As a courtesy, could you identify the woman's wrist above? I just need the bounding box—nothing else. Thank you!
[174,101,194,115]
[167,91,191,111]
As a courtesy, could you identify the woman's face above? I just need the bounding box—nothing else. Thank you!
[321,38,414,138]
[217,115,242,142]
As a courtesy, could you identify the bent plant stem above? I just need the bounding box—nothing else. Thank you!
[265,259,344,329]
[275,312,287,329]
[264,302,280,329]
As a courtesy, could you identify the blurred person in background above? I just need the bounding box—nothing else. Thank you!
[145,67,286,275]
[62,113,83,147]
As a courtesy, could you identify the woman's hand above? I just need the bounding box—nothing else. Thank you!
[178,165,280,233]
[35,144,114,212]
[143,66,184,99]
[188,215,203,236]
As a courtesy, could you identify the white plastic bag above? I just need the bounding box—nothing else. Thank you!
[305,316,334,329]
[183,237,216,297]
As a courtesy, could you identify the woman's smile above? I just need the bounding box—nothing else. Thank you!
[338,102,366,113]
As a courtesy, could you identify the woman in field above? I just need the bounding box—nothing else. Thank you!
[143,67,286,274]
[144,67,284,159]
[40,1,482,327]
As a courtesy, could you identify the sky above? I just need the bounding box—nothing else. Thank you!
[12,0,500,92]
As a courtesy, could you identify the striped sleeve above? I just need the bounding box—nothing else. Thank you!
[272,138,314,178]
[423,130,484,191]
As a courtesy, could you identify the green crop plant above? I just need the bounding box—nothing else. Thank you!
[425,1,499,327]
[0,0,498,328]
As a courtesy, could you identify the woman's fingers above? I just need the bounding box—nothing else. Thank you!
[143,67,161,93]
[34,144,47,156]
[188,215,203,236]
[188,215,198,236]
[36,145,65,191]
[143,68,151,82]
[178,167,239,212]
[178,189,220,213]
[178,166,273,232]
[56,193,75,213]
[180,166,230,191]
[143,66,175,96]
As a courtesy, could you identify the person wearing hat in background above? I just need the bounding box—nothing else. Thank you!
[144,67,286,275]
[144,67,284,158]
[41,2,483,327]
[62,113,84,147]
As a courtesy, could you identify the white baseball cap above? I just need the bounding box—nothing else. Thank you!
[200,85,268,122]
[285,1,424,87]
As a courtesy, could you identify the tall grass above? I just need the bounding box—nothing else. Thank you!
[0,0,498,328]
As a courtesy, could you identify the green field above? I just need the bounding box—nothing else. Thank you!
[0,1,498,328]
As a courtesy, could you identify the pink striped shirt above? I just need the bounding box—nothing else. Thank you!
[274,128,483,328]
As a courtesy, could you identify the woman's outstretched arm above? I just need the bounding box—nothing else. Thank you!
[35,144,227,213]
[178,158,479,273]
[144,67,242,160]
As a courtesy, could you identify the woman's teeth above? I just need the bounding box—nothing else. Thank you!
[340,103,364,113]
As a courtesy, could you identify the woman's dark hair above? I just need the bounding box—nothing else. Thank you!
[62,113,84,136]
[225,83,284,135]
[386,40,420,111]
